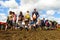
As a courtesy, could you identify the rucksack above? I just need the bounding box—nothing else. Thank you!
[45,21,50,27]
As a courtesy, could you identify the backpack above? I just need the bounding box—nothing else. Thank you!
[45,21,50,27]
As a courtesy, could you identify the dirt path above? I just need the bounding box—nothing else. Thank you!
[0,29,60,40]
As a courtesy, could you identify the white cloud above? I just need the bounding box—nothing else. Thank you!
[46,10,55,16]
[0,0,18,8]
[57,12,60,14]
[0,0,60,24]
[40,14,47,18]
[19,0,60,12]
[57,10,60,14]
[1,0,60,13]
[47,16,55,20]
[0,13,7,22]
[54,18,60,24]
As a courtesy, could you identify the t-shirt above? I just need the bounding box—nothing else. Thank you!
[13,14,17,22]
[8,15,13,20]
[32,11,39,18]
[25,13,30,19]
[32,13,36,20]
[45,21,50,27]
[18,14,24,21]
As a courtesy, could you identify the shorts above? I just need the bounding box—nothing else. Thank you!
[30,21,36,26]
[13,21,16,26]
[8,20,13,26]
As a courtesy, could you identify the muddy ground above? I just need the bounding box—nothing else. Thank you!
[0,28,60,40]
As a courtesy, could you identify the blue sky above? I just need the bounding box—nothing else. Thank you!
[0,0,20,16]
[0,0,60,23]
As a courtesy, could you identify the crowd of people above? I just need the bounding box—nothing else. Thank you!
[0,9,58,31]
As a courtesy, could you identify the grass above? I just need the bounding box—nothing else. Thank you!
[0,28,60,40]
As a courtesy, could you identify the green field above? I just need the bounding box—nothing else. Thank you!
[0,28,60,40]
